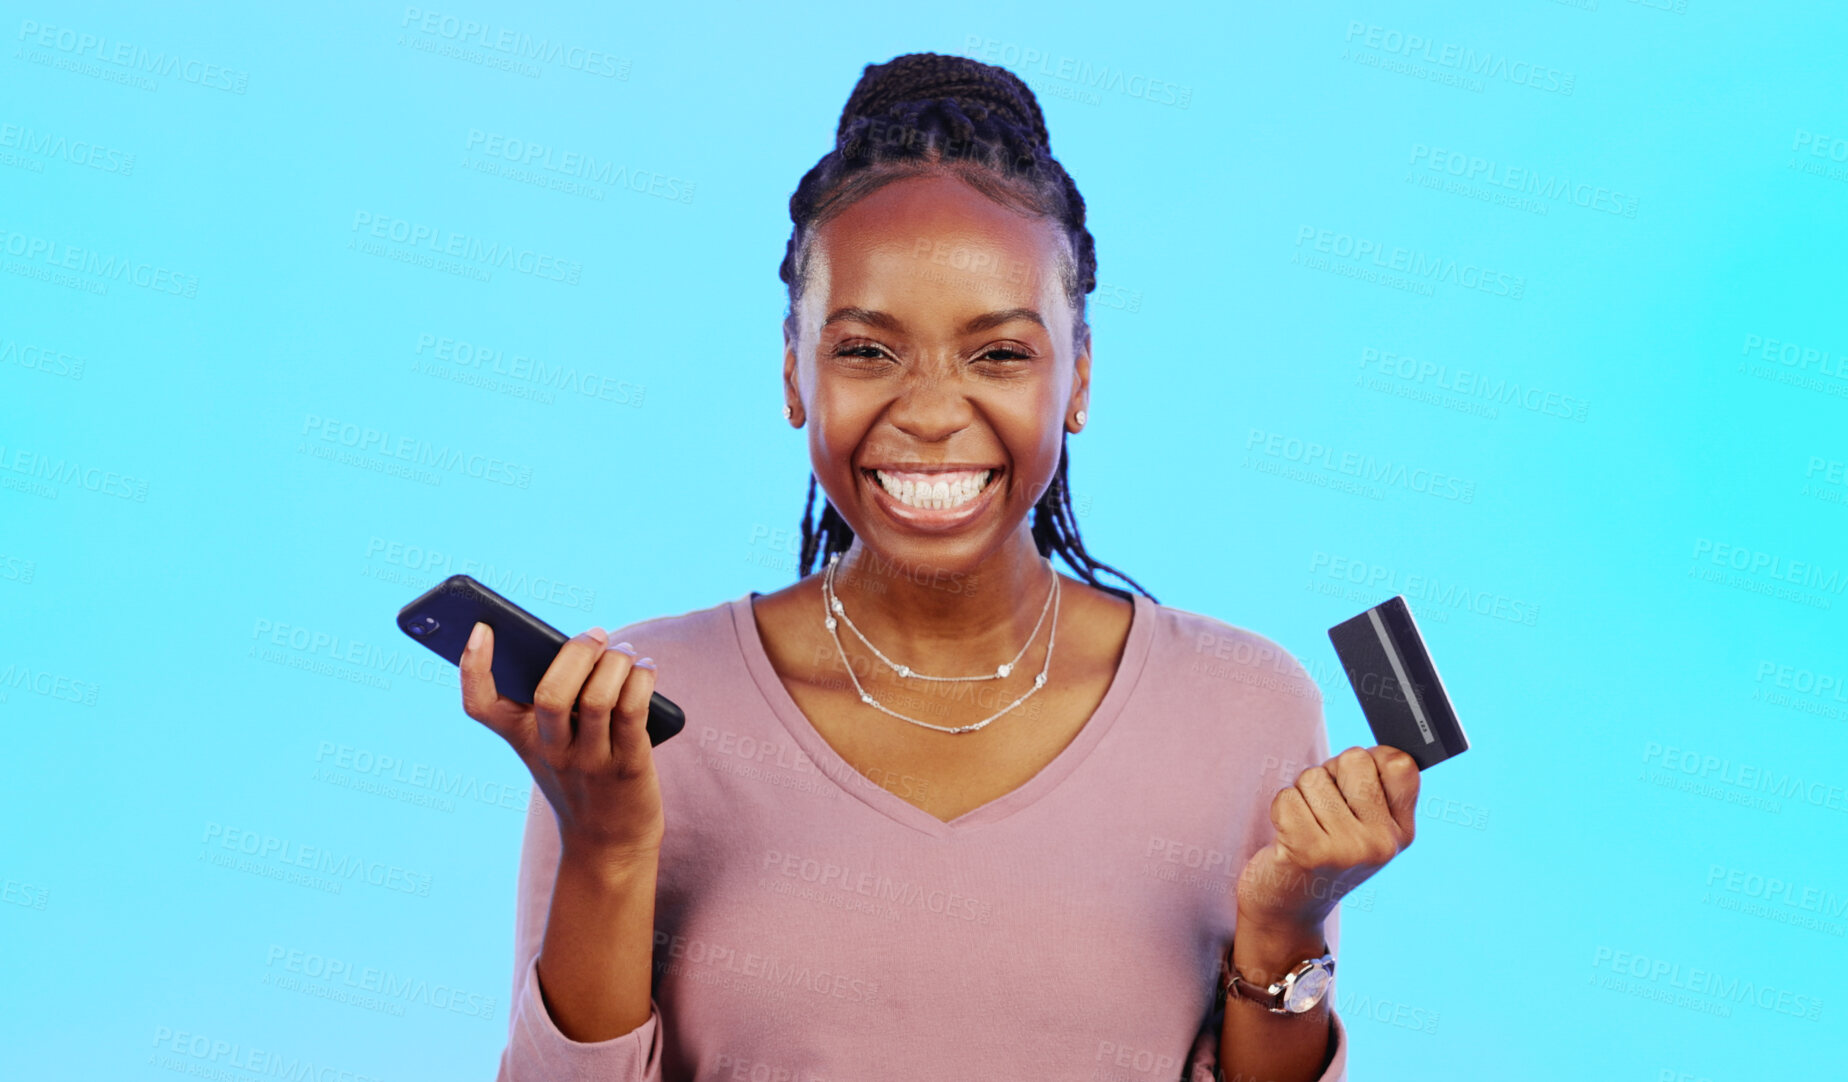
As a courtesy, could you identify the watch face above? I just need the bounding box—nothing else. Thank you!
[1283,965,1331,1013]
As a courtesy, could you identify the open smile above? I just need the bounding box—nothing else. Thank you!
[859,466,1004,530]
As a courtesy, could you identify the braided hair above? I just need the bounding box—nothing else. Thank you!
[780,52,1155,605]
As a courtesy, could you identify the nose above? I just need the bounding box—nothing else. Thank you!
[884,361,973,442]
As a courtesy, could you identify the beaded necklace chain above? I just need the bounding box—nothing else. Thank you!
[820,551,1060,735]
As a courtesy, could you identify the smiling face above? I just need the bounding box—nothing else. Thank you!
[783,170,1091,573]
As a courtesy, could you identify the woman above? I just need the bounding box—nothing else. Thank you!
[463,52,1418,1082]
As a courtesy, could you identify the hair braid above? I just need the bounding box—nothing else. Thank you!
[785,52,1155,604]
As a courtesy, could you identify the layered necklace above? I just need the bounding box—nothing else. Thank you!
[820,550,1060,735]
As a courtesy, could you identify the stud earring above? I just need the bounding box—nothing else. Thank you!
[783,404,793,420]
[1074,409,1087,427]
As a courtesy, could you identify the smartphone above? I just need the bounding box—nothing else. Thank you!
[396,574,686,746]
[1326,595,1468,770]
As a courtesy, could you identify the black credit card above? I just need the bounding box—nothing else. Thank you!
[1327,595,1468,770]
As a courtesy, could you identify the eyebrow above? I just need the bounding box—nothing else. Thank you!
[822,307,1046,334]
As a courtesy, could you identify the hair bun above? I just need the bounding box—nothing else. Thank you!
[836,52,1050,153]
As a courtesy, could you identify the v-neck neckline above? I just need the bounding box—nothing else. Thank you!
[728,585,1156,839]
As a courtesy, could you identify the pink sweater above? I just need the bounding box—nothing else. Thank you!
[495,589,1348,1081]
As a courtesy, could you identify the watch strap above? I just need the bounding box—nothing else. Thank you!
[1219,945,1335,1014]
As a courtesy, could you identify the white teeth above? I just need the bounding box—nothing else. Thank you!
[873,469,995,511]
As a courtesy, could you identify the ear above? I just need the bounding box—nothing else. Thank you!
[1067,324,1092,433]
[782,318,804,426]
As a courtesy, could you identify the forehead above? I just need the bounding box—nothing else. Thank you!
[808,172,1069,322]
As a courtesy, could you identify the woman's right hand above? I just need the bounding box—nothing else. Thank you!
[459,623,666,865]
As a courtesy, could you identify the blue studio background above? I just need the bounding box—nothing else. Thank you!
[4,0,1845,1078]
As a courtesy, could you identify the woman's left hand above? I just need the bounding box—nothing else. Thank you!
[1234,745,1421,930]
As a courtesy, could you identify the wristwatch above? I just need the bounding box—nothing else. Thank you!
[1219,946,1335,1014]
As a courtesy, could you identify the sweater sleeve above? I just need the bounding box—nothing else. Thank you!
[1183,906,1350,1082]
[1183,629,1350,1082]
[495,781,666,1081]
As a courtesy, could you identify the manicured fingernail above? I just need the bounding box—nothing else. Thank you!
[609,640,635,655]
[634,657,656,670]
[467,623,485,651]
[586,626,609,644]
